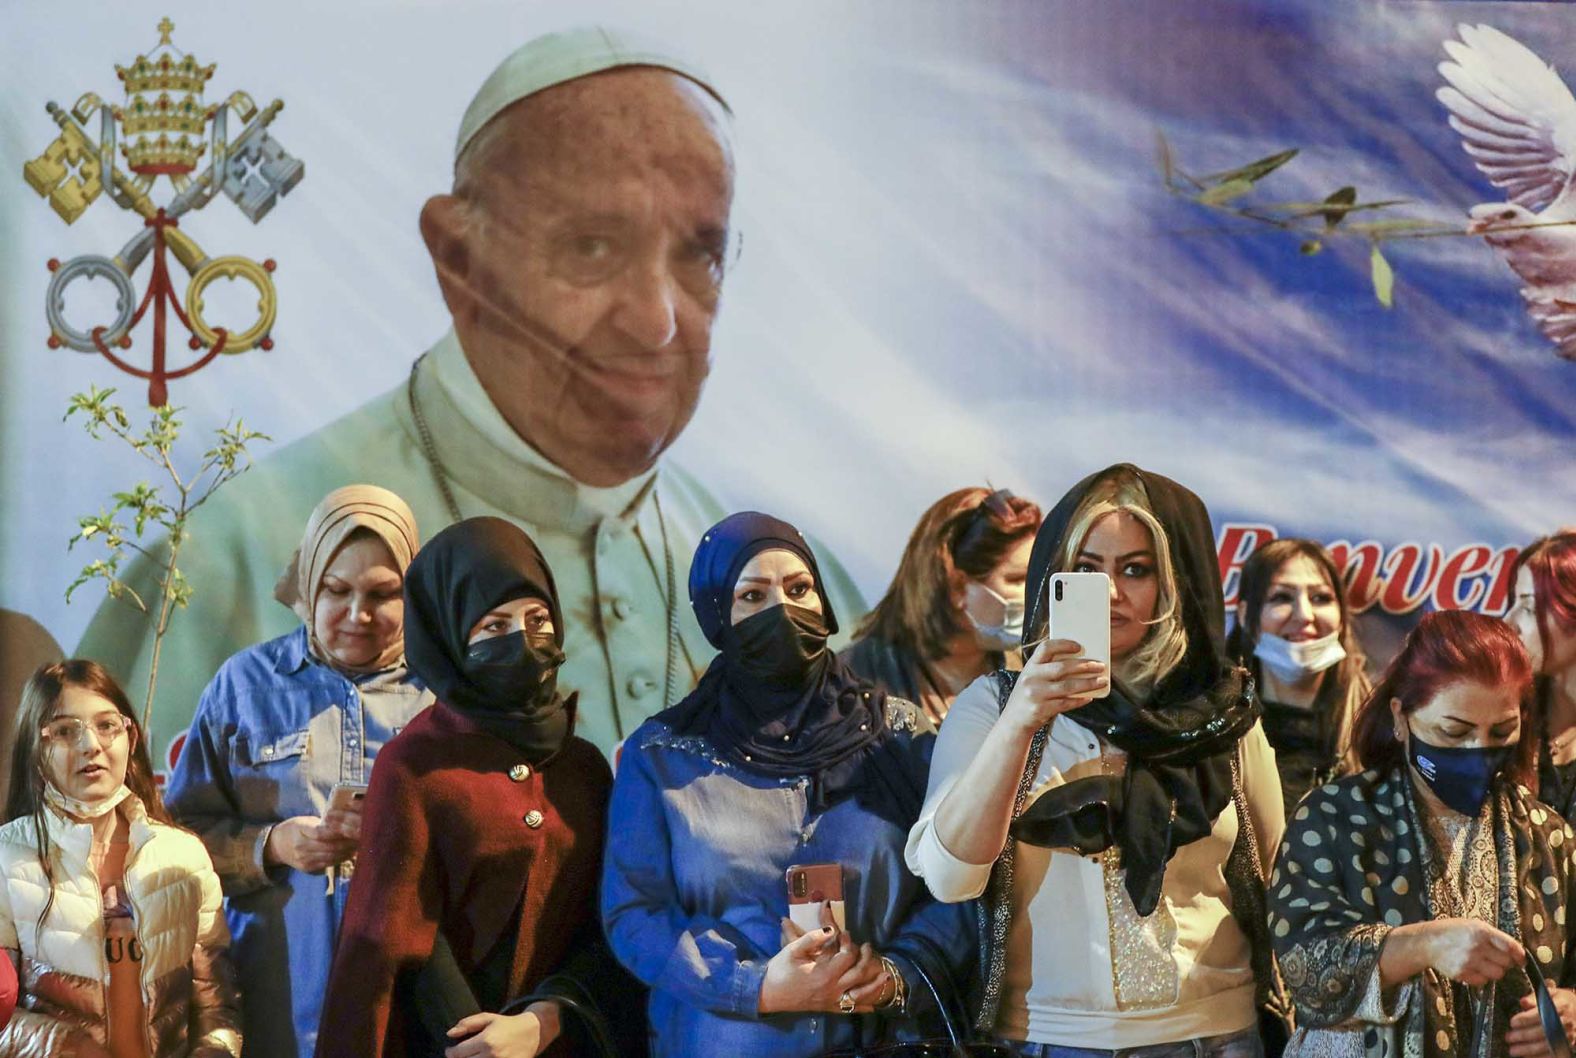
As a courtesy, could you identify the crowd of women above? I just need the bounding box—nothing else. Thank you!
[0,463,1573,1058]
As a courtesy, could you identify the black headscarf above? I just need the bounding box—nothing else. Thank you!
[658,512,923,821]
[403,517,572,760]
[1008,464,1259,915]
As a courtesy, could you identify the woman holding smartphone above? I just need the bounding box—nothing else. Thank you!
[166,485,432,1058]
[906,463,1286,1057]
[602,511,976,1058]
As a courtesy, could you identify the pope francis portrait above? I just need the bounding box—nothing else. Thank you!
[76,26,865,762]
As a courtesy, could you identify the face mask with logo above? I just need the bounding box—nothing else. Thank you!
[727,603,830,688]
[1254,629,1347,684]
[965,582,1025,652]
[1407,727,1511,816]
[462,629,565,712]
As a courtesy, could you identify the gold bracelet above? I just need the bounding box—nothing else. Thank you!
[876,956,907,1012]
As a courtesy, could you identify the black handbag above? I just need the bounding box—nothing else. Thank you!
[502,987,621,1058]
[824,938,1013,1058]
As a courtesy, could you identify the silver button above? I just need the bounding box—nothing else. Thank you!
[347,736,358,746]
[782,734,791,742]
[612,598,632,620]
[859,724,868,731]
[524,810,544,829]
[509,764,531,782]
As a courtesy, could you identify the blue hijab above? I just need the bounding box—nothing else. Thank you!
[659,512,920,819]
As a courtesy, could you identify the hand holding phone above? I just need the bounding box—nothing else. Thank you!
[321,782,368,845]
[785,863,846,935]
[1001,573,1112,733]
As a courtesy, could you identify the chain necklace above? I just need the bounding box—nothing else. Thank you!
[405,357,681,715]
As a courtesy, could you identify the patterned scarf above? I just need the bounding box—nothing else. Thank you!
[1270,769,1573,1058]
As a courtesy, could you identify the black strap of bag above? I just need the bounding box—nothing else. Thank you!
[502,986,621,1058]
[1522,959,1573,1058]
[827,933,1011,1058]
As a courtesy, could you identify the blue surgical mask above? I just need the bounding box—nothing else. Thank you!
[1407,727,1511,816]
[966,582,1024,652]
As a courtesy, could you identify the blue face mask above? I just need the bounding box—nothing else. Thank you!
[1407,728,1512,816]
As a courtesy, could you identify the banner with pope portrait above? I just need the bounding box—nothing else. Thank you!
[2,0,1573,767]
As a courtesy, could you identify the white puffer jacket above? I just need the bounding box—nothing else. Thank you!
[0,792,241,1058]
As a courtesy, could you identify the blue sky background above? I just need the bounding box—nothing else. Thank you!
[2,0,1571,649]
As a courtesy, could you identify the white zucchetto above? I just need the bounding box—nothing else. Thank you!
[455,25,730,162]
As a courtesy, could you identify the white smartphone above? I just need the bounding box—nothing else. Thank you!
[1047,572,1112,696]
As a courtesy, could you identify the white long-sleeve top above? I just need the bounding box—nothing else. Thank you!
[905,676,1284,1048]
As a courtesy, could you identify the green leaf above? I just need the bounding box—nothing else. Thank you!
[1321,187,1357,229]
[1300,240,1323,256]
[1370,244,1395,308]
[1204,148,1299,186]
[1344,218,1451,236]
[1197,179,1255,206]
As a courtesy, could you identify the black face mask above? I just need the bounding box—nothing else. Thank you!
[726,603,829,688]
[461,630,564,712]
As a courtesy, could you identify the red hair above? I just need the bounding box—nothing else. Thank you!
[1350,610,1537,787]
[1512,532,1576,668]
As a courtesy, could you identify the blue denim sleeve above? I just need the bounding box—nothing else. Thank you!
[882,890,978,1025]
[165,671,278,896]
[601,740,769,1018]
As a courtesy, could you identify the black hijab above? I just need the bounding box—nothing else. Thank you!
[1009,464,1259,915]
[659,512,923,821]
[403,517,572,760]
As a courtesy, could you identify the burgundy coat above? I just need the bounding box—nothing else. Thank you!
[316,702,612,1058]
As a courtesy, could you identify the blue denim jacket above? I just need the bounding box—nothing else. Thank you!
[602,701,977,1058]
[164,626,432,1058]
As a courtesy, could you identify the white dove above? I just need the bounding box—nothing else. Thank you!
[1438,22,1576,360]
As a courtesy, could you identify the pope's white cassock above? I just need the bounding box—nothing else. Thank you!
[75,329,867,765]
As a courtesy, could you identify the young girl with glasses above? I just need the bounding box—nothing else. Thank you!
[0,660,240,1058]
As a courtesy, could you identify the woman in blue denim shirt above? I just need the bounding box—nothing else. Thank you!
[165,485,434,1058]
[603,511,976,1058]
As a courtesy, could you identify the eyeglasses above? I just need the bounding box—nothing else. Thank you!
[41,714,131,748]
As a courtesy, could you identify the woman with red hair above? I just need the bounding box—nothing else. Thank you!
[1506,532,1576,821]
[1269,610,1576,1058]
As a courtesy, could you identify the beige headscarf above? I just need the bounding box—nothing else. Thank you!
[273,485,420,675]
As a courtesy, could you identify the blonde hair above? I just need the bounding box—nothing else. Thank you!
[1056,473,1187,697]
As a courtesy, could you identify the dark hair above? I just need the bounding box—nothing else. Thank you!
[853,487,1041,662]
[1349,610,1537,787]
[1225,538,1371,768]
[6,660,171,940]
[1512,532,1576,671]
